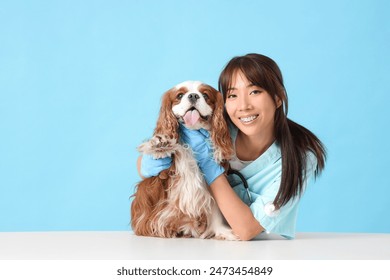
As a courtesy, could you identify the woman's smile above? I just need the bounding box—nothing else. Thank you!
[239,114,259,124]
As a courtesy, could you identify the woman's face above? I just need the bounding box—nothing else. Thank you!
[225,71,280,139]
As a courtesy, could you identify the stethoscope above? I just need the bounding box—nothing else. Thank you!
[227,168,253,205]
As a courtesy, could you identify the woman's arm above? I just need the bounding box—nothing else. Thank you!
[210,175,264,241]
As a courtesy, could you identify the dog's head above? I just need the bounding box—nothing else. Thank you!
[154,81,233,162]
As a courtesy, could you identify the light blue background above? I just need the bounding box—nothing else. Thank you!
[1,0,389,233]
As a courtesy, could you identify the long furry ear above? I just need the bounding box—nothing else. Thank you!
[210,90,234,161]
[154,88,179,140]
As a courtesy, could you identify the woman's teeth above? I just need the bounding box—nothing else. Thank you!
[239,115,258,123]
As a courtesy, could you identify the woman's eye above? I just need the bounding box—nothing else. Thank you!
[227,94,237,99]
[251,90,262,95]
[177,93,184,100]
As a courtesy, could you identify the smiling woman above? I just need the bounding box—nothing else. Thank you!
[215,54,326,239]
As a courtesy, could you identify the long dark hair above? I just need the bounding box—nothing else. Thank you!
[218,53,326,208]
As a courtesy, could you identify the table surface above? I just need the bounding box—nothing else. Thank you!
[0,231,389,260]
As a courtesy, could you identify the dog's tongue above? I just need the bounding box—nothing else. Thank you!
[183,110,200,126]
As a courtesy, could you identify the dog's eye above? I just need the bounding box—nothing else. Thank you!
[202,93,209,100]
[176,93,184,100]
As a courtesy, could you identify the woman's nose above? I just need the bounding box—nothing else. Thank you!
[237,95,252,111]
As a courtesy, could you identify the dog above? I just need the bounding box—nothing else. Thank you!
[131,81,238,240]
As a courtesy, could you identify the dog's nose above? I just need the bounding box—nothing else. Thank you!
[188,93,200,104]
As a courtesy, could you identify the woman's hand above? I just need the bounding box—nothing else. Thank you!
[179,124,224,185]
[139,154,172,178]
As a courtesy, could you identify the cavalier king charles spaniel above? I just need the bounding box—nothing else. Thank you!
[131,81,238,240]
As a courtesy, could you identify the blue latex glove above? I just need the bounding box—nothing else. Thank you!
[140,154,172,178]
[179,124,224,185]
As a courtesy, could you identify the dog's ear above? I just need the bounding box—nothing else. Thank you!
[154,88,179,140]
[210,90,234,161]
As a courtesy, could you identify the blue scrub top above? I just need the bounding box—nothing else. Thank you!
[227,125,317,239]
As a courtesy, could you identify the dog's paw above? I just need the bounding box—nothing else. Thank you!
[213,227,240,241]
[138,135,178,159]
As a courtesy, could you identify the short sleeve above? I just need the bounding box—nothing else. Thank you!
[241,151,318,239]
[228,139,319,239]
[249,178,300,239]
[236,150,317,239]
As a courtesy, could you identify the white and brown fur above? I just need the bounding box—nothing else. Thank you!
[131,81,238,240]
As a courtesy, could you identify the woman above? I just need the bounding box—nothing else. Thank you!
[139,53,326,240]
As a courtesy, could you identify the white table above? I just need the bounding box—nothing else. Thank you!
[0,231,389,260]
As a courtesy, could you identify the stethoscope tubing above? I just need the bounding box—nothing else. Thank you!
[227,168,253,205]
